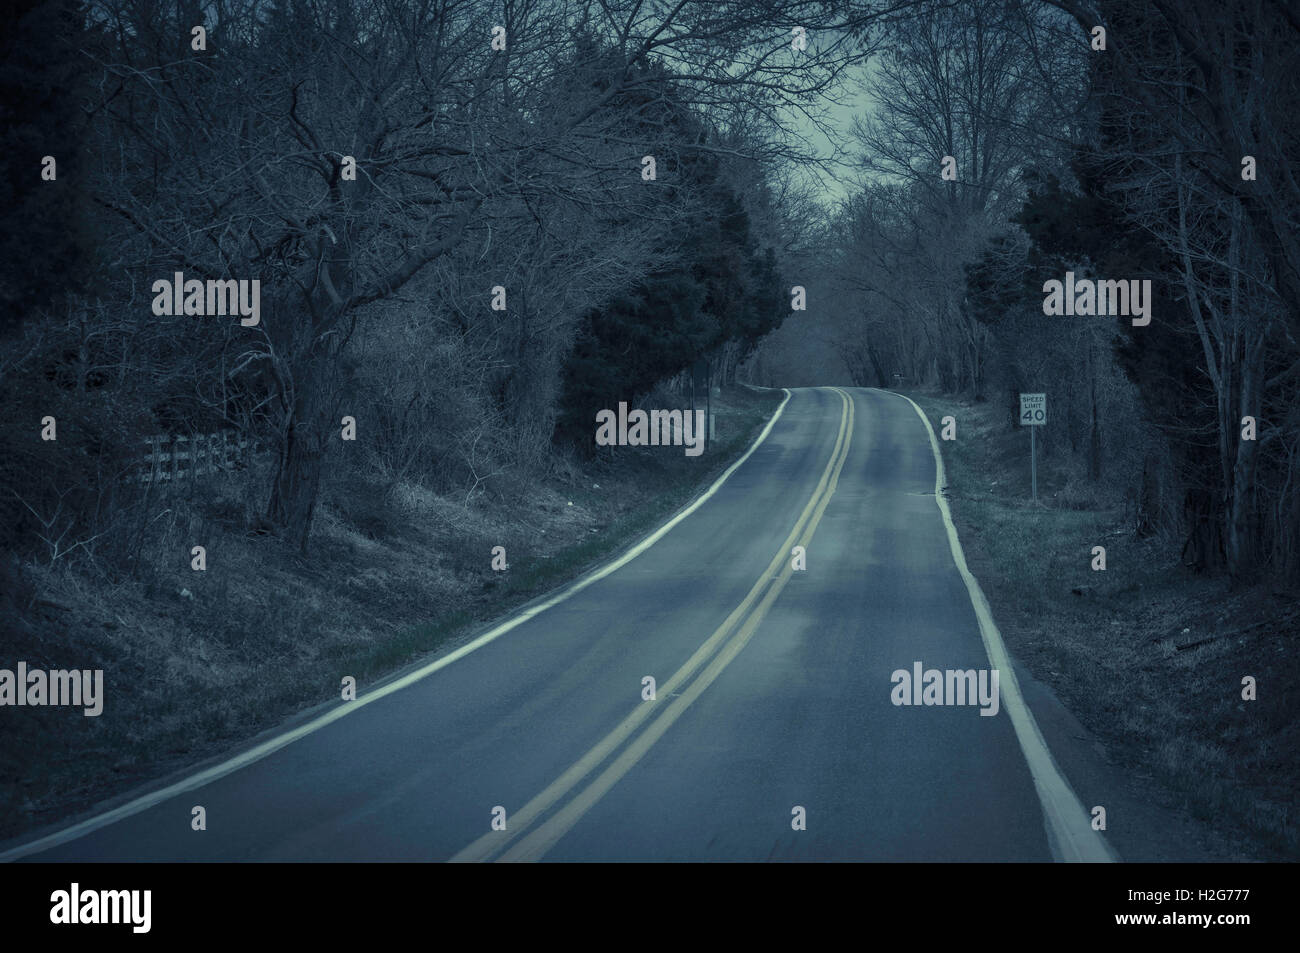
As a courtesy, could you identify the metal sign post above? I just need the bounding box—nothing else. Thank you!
[1031,426,1037,502]
[1019,393,1046,502]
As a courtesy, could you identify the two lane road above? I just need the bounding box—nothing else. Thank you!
[4,387,1112,862]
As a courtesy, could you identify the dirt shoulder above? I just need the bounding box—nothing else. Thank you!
[909,390,1299,862]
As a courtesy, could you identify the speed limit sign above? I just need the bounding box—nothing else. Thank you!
[1019,393,1047,426]
[1020,393,1045,501]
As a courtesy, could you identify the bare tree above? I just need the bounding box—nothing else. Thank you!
[82,0,925,550]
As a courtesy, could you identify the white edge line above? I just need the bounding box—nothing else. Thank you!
[887,389,1118,864]
[1,389,794,863]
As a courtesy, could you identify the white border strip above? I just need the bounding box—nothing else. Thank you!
[1,390,793,862]
[889,390,1117,863]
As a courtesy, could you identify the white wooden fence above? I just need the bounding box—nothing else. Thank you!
[129,431,267,484]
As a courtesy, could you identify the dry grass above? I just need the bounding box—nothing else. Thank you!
[0,386,783,842]
[911,391,1300,860]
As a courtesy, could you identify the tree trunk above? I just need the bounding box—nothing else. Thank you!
[1088,358,1102,482]
[867,344,888,388]
[267,413,325,553]
[1226,330,1264,580]
[1136,455,1157,538]
[266,325,338,553]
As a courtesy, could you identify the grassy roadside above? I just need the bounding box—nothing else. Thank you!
[908,390,1299,860]
[0,385,784,842]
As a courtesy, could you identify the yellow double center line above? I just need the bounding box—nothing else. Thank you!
[450,388,855,862]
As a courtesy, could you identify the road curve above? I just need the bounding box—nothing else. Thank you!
[4,387,1111,862]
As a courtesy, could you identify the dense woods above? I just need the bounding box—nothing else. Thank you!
[2,0,1296,596]
[1,0,899,570]
[751,0,1300,587]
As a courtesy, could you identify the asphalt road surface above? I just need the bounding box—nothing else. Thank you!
[3,387,1113,862]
